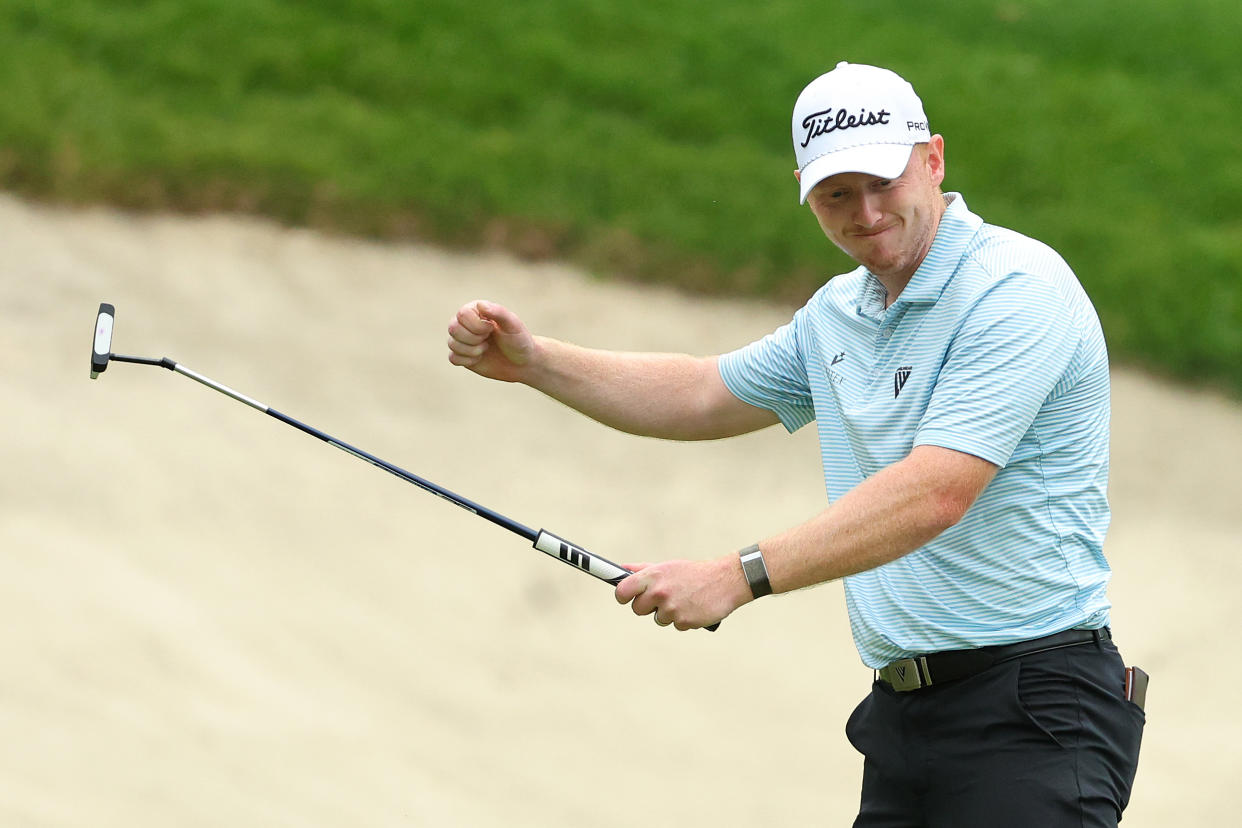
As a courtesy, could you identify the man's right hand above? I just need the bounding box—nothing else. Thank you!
[446,300,536,383]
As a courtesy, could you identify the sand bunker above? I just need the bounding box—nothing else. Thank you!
[2,193,1237,825]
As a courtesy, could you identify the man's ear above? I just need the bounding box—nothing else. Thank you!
[926,135,946,187]
[793,169,801,182]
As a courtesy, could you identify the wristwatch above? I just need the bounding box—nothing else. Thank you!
[739,544,772,599]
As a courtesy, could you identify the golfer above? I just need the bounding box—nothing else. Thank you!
[447,62,1144,825]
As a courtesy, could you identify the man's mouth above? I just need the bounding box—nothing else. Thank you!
[853,224,895,239]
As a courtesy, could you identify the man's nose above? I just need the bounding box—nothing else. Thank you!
[854,191,883,227]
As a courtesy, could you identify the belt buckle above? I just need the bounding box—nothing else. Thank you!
[885,657,925,692]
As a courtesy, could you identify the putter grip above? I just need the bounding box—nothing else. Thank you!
[533,531,720,632]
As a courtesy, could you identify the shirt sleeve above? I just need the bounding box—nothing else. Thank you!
[717,309,816,433]
[915,272,1082,466]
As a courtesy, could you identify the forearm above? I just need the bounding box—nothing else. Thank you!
[522,337,769,440]
[757,446,996,594]
[615,446,996,629]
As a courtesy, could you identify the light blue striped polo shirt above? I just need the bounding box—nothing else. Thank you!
[719,193,1112,668]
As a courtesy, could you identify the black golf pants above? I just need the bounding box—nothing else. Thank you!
[847,639,1145,827]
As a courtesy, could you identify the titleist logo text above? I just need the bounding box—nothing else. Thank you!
[800,107,891,148]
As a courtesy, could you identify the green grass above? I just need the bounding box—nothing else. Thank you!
[3,0,1240,393]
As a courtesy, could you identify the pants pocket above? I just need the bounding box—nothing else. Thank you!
[1015,654,1080,749]
[845,686,877,757]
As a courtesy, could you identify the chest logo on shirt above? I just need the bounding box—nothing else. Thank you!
[826,352,848,386]
[893,366,913,398]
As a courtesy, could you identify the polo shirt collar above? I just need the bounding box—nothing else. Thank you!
[856,193,982,316]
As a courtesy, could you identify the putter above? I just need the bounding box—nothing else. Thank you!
[90,302,719,630]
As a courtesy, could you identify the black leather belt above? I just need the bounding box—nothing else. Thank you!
[876,627,1111,692]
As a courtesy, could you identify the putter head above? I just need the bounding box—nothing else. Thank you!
[91,302,115,379]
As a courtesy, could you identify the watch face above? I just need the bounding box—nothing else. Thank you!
[740,546,772,597]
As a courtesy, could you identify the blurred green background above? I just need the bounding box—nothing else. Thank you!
[3,0,1239,393]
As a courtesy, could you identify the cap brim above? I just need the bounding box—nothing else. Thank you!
[798,144,916,204]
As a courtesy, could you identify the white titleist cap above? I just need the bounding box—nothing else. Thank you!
[793,62,931,204]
